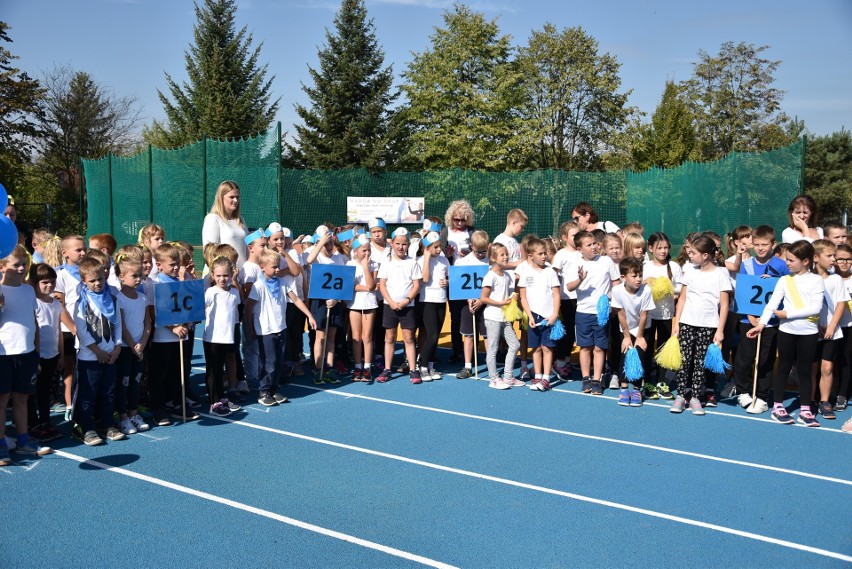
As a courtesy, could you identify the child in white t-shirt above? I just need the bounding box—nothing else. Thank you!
[237,229,268,393]
[480,243,521,390]
[347,235,378,382]
[518,237,561,391]
[29,263,63,442]
[416,232,449,381]
[551,221,580,380]
[55,234,86,417]
[454,230,490,379]
[203,256,242,416]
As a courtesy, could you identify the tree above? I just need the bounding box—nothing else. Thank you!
[146,0,278,147]
[0,22,45,194]
[398,3,522,170]
[631,81,698,170]
[805,129,852,221]
[289,0,395,170]
[515,24,632,171]
[681,42,788,160]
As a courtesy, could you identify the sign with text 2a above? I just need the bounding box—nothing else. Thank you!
[735,274,779,316]
[449,265,488,300]
[309,264,356,301]
[154,280,205,326]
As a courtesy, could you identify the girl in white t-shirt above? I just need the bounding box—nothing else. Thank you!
[204,256,242,416]
[480,243,521,390]
[416,232,449,381]
[671,235,732,415]
[643,232,681,398]
[347,235,378,382]
[748,240,824,426]
[30,263,63,442]
[551,222,580,379]
[811,240,850,420]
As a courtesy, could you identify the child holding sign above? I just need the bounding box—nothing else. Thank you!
[454,230,490,379]
[480,243,521,389]
[377,228,422,383]
[347,235,378,382]
[747,240,824,426]
[732,225,788,413]
[518,237,561,391]
[306,226,348,385]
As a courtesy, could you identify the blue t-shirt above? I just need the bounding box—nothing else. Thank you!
[739,256,789,325]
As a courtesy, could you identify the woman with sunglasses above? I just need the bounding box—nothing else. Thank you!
[571,202,621,237]
[442,201,476,363]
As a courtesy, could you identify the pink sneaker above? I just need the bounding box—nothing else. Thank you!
[503,376,525,387]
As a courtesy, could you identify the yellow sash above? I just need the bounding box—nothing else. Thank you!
[785,275,819,323]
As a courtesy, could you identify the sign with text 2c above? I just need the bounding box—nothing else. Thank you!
[734,274,779,317]
[309,264,356,301]
[154,280,205,326]
[449,265,488,300]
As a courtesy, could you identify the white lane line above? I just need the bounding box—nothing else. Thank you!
[288,384,852,487]
[53,450,458,569]
[194,414,852,564]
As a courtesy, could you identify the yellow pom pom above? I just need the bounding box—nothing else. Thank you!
[503,297,522,322]
[650,276,675,303]
[655,336,682,371]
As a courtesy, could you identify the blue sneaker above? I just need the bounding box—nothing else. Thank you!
[629,389,643,407]
[618,389,630,406]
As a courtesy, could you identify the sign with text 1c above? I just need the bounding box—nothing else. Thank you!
[308,264,356,301]
[154,280,205,326]
[449,265,488,300]
[734,274,780,317]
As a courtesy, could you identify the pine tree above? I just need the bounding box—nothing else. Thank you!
[632,81,698,170]
[290,0,395,170]
[146,0,278,147]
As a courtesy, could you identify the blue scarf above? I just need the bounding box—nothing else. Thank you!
[59,263,81,281]
[157,273,179,284]
[79,286,118,326]
[263,275,282,301]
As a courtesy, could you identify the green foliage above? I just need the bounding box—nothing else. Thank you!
[399,3,523,170]
[290,0,396,170]
[631,81,699,170]
[682,42,789,160]
[515,24,633,171]
[146,0,278,148]
[0,22,46,195]
[805,130,852,221]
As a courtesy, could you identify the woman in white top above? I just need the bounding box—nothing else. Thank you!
[570,201,621,236]
[781,195,823,244]
[201,181,248,268]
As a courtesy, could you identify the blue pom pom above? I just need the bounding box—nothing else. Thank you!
[597,295,610,327]
[703,343,731,374]
[623,347,644,381]
[550,319,566,341]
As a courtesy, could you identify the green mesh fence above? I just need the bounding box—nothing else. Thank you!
[83,130,803,253]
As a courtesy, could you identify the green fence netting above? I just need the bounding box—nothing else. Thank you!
[83,130,803,252]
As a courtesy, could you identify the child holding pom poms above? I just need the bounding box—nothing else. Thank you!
[611,258,655,407]
[643,232,681,400]
[480,243,522,390]
[671,235,732,415]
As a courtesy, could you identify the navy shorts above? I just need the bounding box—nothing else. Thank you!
[460,305,485,337]
[0,351,40,395]
[575,312,609,350]
[527,313,556,349]
[383,305,417,330]
[309,299,343,329]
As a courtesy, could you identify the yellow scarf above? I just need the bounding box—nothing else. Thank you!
[785,275,819,323]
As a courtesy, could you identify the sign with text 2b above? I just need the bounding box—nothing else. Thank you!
[449,265,488,300]
[308,264,355,301]
[734,274,779,316]
[154,280,205,326]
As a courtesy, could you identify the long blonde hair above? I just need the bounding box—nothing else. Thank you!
[210,180,246,228]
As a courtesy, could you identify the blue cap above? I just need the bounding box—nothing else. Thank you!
[369,217,386,230]
[391,227,409,239]
[422,231,440,247]
[335,228,356,243]
[244,229,266,245]
[281,227,293,238]
[265,222,282,237]
[423,219,442,233]
[353,234,370,249]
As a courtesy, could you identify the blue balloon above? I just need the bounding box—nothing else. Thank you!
[0,215,18,258]
[0,182,7,211]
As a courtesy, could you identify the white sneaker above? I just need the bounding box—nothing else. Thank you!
[609,375,620,390]
[429,368,442,381]
[737,393,753,408]
[419,368,433,382]
[130,414,150,432]
[489,378,510,390]
[746,398,769,414]
[119,417,137,436]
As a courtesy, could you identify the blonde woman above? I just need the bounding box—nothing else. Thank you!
[202,181,248,268]
[442,200,475,363]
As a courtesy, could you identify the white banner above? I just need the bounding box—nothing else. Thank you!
[346,197,425,224]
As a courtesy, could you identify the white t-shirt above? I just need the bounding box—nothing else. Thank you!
[377,256,422,306]
[0,285,37,355]
[611,283,655,337]
[417,254,449,303]
[55,267,82,333]
[74,292,121,361]
[820,274,850,340]
[446,228,472,264]
[552,248,579,300]
[286,249,306,300]
[204,285,240,344]
[493,233,522,281]
[248,278,289,335]
[678,266,733,328]
[518,264,560,319]
[347,259,379,310]
[482,270,514,322]
[760,272,824,335]
[841,275,852,328]
[781,226,824,244]
[566,255,620,315]
[642,260,682,321]
[238,260,263,288]
[202,213,248,268]
[115,287,148,345]
[35,296,61,359]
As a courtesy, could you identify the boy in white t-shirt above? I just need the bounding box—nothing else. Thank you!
[237,229,268,393]
[566,231,621,395]
[610,257,655,407]
[518,237,561,391]
[55,234,86,417]
[454,230,490,379]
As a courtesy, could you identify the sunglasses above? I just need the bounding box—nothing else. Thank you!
[572,216,581,222]
[452,218,466,223]
[473,250,487,255]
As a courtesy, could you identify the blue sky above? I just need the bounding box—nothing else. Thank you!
[4,0,852,142]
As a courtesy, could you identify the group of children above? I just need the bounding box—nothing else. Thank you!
[2,195,851,465]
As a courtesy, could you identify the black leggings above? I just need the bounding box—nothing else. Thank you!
[833,327,852,400]
[648,319,672,382]
[285,303,307,363]
[448,299,466,359]
[28,355,59,426]
[773,331,818,405]
[418,301,446,366]
[555,299,577,360]
[203,341,231,404]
